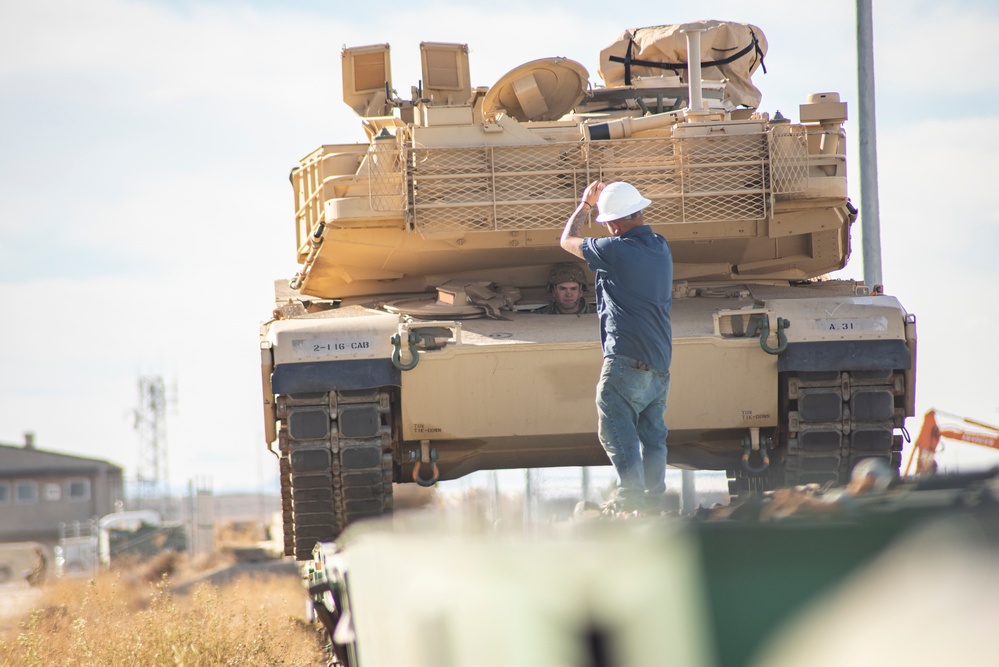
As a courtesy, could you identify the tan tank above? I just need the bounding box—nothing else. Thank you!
[259,21,917,559]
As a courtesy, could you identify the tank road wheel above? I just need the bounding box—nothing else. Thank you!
[279,389,395,560]
[783,370,903,487]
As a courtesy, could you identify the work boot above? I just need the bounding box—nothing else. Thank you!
[600,499,640,519]
[642,490,681,516]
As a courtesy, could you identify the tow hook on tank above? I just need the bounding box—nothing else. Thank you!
[712,308,788,354]
[750,314,790,355]
[391,331,421,370]
[741,427,772,474]
[391,320,462,371]
[410,440,439,486]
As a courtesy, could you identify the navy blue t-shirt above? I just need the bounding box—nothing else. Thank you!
[581,225,673,371]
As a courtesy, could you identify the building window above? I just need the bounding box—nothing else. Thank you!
[44,482,61,501]
[68,478,91,502]
[15,481,38,504]
[0,482,9,504]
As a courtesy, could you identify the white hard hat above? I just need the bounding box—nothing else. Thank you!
[595,182,652,223]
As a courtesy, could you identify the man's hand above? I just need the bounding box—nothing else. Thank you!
[561,181,604,259]
[581,180,604,209]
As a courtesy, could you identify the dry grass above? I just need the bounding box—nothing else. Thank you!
[0,555,326,667]
[216,521,267,547]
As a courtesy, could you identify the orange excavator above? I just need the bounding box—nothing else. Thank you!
[904,409,999,477]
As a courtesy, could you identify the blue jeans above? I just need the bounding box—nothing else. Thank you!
[596,355,670,511]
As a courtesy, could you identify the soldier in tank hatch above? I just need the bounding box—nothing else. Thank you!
[544,262,592,315]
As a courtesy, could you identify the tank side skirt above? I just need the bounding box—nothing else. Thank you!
[272,359,401,395]
[778,340,911,373]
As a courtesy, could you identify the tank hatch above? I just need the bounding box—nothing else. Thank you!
[481,57,589,122]
[383,281,524,320]
[383,297,487,320]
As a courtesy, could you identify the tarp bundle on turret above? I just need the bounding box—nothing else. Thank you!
[598,20,768,108]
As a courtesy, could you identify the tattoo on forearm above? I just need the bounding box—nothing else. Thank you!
[564,207,587,239]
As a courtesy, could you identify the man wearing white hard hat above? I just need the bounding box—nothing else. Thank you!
[560,180,673,514]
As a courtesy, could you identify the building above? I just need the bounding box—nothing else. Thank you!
[0,433,124,547]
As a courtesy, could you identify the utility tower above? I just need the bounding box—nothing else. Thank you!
[134,375,173,518]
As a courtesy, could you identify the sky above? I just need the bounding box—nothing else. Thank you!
[1,0,997,495]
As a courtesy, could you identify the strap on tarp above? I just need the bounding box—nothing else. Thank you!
[611,27,766,84]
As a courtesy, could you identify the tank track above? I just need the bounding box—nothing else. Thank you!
[729,370,904,496]
[783,370,904,486]
[277,389,394,560]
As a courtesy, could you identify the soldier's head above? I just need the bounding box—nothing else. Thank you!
[548,263,588,314]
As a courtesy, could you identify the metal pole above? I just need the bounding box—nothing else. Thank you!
[491,470,500,521]
[187,479,196,557]
[681,26,706,114]
[857,0,883,288]
[681,470,697,514]
[524,469,533,527]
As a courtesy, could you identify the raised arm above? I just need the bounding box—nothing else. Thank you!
[560,181,603,259]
